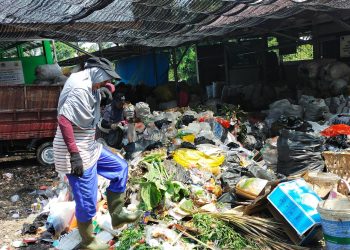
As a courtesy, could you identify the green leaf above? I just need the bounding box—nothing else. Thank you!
[165,181,190,202]
[179,199,194,212]
[140,182,162,210]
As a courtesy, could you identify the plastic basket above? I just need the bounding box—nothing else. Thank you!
[322,151,350,182]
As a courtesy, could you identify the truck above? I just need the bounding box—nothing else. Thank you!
[0,40,60,167]
[0,84,61,167]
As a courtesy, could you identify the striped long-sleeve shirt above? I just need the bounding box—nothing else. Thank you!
[53,70,103,174]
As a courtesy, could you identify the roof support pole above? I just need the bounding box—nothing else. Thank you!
[153,49,159,86]
[98,42,103,57]
[172,48,178,83]
[195,44,200,84]
[224,42,230,85]
[52,40,58,63]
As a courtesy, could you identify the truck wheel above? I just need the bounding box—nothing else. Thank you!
[36,142,54,167]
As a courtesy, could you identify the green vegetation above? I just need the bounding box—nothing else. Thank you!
[116,226,159,250]
[139,151,190,210]
[193,214,252,249]
[169,45,197,83]
[55,41,116,62]
[283,44,313,62]
[55,41,77,62]
[267,36,313,62]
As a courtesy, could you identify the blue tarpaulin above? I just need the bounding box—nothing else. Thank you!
[116,52,169,87]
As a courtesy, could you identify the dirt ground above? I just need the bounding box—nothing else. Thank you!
[0,157,57,249]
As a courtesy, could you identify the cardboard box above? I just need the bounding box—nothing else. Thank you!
[267,179,323,245]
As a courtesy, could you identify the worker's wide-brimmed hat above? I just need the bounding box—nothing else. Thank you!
[84,57,120,80]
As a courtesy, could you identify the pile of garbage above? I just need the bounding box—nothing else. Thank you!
[3,99,350,250]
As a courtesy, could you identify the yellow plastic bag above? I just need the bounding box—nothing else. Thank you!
[173,149,225,175]
[182,134,195,143]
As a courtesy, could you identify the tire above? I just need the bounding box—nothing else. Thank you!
[36,142,55,167]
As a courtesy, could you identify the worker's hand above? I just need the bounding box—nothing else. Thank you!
[70,152,84,177]
[123,104,135,121]
[110,123,118,130]
[99,87,112,104]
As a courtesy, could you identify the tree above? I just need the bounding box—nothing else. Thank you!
[169,45,197,83]
[55,41,77,62]
[283,44,313,62]
[268,36,313,62]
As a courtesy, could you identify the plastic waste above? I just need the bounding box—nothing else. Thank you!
[173,148,224,175]
[260,138,278,171]
[35,63,62,81]
[194,136,215,145]
[303,99,329,121]
[46,202,75,238]
[277,130,324,176]
[10,194,19,203]
[154,119,171,130]
[320,124,350,137]
[135,102,151,121]
[247,164,277,181]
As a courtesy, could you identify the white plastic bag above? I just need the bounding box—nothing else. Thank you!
[135,102,151,121]
[36,63,62,81]
[46,201,75,238]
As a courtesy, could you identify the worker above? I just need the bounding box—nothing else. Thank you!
[53,57,142,250]
[98,93,128,149]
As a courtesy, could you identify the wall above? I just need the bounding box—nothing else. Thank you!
[197,44,225,86]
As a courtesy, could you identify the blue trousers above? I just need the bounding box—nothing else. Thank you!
[66,147,128,222]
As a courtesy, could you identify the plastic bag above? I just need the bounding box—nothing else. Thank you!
[266,99,292,123]
[46,202,75,238]
[135,102,151,121]
[302,98,329,121]
[277,130,324,176]
[320,124,350,137]
[36,63,62,81]
[322,61,350,81]
[173,148,225,175]
[261,142,278,171]
[285,104,303,118]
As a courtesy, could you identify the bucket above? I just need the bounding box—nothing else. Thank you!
[317,198,350,250]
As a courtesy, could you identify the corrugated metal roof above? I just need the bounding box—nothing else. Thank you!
[0,0,349,47]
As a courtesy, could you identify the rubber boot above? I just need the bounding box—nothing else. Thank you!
[77,220,109,250]
[106,190,143,228]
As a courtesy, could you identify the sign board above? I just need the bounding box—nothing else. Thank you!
[0,60,25,84]
[340,35,350,58]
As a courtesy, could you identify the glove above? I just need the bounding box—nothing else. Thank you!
[123,104,135,121]
[111,123,118,130]
[70,152,84,177]
[99,87,112,104]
